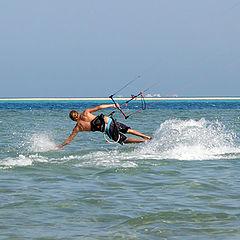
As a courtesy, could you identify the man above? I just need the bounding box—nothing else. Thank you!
[55,103,151,150]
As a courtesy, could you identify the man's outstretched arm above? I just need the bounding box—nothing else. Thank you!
[85,103,120,113]
[55,128,78,150]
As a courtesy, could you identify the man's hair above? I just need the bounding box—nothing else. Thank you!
[69,110,79,121]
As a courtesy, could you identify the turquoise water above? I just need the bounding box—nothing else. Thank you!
[1,100,240,239]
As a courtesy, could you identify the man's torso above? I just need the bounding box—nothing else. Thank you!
[76,111,109,132]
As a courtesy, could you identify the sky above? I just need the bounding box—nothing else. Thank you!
[0,0,240,97]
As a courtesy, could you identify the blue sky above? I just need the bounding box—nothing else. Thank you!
[0,0,240,97]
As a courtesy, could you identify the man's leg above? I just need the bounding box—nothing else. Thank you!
[124,138,146,144]
[127,128,152,140]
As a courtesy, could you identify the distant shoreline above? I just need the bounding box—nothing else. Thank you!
[1,97,240,101]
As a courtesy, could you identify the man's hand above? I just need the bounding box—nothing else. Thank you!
[114,103,120,109]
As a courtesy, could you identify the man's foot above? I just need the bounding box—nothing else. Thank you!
[143,136,152,141]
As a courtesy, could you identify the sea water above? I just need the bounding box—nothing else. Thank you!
[0,100,240,239]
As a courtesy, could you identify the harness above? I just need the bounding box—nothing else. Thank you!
[91,113,121,144]
[91,114,105,132]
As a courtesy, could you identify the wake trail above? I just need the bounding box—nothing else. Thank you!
[2,119,240,169]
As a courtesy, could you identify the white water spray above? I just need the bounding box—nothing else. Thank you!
[28,133,56,152]
[138,118,239,160]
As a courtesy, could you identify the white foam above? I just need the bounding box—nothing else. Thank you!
[136,118,240,161]
[1,154,33,168]
[0,154,50,169]
[28,154,49,163]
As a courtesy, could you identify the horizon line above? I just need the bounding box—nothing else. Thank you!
[1,96,240,101]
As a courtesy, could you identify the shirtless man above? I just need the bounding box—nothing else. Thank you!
[55,103,151,150]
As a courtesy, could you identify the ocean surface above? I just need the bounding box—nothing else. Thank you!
[1,99,240,240]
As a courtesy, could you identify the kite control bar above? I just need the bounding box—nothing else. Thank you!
[109,91,146,119]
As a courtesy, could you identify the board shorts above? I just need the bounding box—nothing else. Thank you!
[106,118,130,145]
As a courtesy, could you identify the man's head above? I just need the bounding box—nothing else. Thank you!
[69,110,79,121]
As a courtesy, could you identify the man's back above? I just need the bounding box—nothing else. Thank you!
[75,110,96,132]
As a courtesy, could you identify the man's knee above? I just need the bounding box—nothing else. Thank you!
[127,128,133,134]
